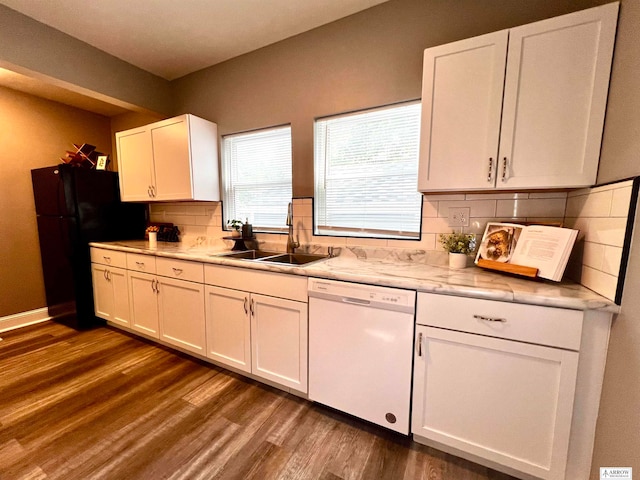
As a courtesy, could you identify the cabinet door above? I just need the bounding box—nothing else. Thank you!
[497,3,618,189]
[150,117,193,201]
[91,264,113,321]
[127,271,159,338]
[116,128,154,201]
[157,276,206,355]
[412,326,579,480]
[251,294,308,393]
[204,286,251,373]
[418,31,507,191]
[110,267,131,327]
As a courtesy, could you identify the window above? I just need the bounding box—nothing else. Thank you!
[221,125,292,232]
[314,101,422,239]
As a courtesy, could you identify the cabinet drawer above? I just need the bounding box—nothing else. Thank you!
[204,265,307,302]
[157,257,204,283]
[90,248,127,269]
[417,292,583,350]
[126,253,156,274]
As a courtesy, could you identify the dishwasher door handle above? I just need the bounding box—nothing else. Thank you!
[341,297,371,306]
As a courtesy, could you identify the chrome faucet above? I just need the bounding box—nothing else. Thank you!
[286,202,300,253]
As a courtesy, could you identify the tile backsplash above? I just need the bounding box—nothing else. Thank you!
[147,179,637,302]
[149,192,569,252]
[564,179,637,303]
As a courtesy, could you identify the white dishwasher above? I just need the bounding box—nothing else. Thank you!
[308,277,416,434]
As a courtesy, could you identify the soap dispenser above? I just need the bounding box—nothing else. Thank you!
[242,218,253,239]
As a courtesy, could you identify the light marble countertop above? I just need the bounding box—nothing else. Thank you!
[89,240,619,313]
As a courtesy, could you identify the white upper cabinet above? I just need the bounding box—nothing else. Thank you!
[418,3,618,192]
[419,31,508,191]
[116,129,154,201]
[116,114,220,202]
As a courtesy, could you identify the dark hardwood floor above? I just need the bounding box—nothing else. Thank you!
[0,322,515,480]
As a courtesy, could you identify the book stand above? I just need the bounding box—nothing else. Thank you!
[476,259,538,278]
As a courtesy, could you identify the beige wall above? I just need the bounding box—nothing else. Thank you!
[0,86,111,317]
[172,0,604,197]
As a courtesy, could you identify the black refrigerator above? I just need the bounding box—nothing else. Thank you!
[31,164,147,329]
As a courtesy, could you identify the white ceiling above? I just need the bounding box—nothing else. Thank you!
[1,0,389,80]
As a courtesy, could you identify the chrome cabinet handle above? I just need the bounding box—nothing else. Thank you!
[172,268,183,275]
[243,297,248,315]
[487,157,493,182]
[501,157,508,182]
[474,314,506,323]
[417,332,423,357]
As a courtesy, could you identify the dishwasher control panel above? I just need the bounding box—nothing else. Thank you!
[308,278,416,313]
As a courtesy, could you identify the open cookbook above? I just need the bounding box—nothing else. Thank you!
[474,222,578,281]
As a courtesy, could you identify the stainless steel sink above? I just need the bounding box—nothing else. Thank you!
[257,253,329,266]
[220,250,280,260]
[216,250,329,266]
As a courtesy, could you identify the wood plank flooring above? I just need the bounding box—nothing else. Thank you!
[0,322,516,480]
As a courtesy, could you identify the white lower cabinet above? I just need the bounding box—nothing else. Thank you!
[91,248,308,394]
[204,285,252,373]
[127,270,160,338]
[158,277,206,355]
[411,292,614,480]
[91,264,130,327]
[413,325,578,480]
[250,293,307,392]
[126,256,206,355]
[91,248,130,326]
[204,264,308,393]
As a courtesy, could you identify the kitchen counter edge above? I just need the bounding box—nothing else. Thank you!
[89,241,619,314]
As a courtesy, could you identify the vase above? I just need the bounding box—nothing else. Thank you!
[448,252,468,269]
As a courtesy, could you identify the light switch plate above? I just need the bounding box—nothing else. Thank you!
[448,207,470,227]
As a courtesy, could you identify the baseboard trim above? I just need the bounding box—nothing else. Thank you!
[0,308,51,334]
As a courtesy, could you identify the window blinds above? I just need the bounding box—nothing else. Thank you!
[222,126,292,232]
[314,102,422,239]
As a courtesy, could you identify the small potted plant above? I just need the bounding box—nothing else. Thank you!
[439,232,476,269]
[227,219,243,237]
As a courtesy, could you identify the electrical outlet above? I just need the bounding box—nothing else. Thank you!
[448,207,470,227]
